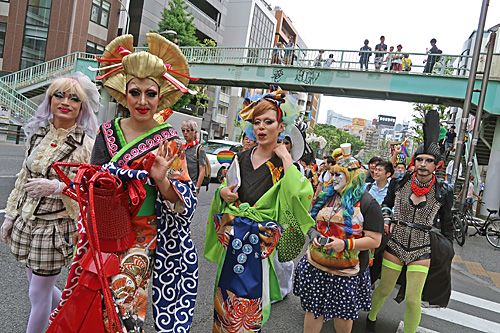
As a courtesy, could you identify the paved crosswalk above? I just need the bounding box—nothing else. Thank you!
[397,291,500,333]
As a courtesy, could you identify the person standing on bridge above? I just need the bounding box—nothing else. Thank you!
[0,72,99,333]
[366,110,454,333]
[423,38,442,73]
[374,36,387,70]
[359,39,372,70]
[284,36,295,65]
[205,85,315,332]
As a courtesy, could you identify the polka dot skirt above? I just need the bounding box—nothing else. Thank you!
[293,256,372,322]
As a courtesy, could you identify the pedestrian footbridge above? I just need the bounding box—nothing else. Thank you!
[2,47,500,124]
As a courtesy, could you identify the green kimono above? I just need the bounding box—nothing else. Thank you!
[205,153,314,332]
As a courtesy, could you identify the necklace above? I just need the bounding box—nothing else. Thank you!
[411,173,435,197]
[325,195,342,234]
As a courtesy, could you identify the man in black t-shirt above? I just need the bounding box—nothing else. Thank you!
[443,125,456,160]
[424,38,441,73]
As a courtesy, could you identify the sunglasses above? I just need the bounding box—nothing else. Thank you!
[181,129,193,133]
[415,157,436,164]
[283,140,291,145]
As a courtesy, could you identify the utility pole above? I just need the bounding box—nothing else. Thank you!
[451,0,489,198]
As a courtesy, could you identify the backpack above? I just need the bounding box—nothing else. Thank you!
[196,144,211,189]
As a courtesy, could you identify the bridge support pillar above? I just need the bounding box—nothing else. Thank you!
[481,117,500,215]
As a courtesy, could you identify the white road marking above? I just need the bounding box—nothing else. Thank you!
[421,307,500,332]
[396,321,439,333]
[451,291,500,314]
[0,175,17,178]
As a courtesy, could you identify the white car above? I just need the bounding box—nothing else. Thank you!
[201,140,243,182]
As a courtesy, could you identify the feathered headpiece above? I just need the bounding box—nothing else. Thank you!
[414,109,442,165]
[238,85,299,139]
[89,33,199,110]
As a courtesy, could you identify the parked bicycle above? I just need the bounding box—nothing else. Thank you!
[453,199,500,249]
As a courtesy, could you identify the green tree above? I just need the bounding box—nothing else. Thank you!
[155,0,198,47]
[312,123,365,157]
[154,1,216,113]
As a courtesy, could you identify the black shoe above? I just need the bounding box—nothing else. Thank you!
[365,316,376,333]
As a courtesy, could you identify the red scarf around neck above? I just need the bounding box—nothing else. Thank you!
[184,139,199,150]
[411,173,435,196]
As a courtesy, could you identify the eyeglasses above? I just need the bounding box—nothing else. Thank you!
[181,129,193,133]
[415,157,436,164]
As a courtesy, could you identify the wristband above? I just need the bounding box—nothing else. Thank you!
[343,238,355,250]
[381,207,393,216]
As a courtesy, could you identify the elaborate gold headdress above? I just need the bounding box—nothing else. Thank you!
[90,33,198,110]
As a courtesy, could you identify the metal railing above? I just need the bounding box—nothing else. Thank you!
[179,46,480,76]
[0,80,37,121]
[0,52,96,91]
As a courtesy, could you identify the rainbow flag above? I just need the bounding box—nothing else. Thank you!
[401,139,409,158]
[217,150,235,164]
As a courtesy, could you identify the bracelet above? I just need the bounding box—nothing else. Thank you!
[381,207,393,216]
[343,238,355,250]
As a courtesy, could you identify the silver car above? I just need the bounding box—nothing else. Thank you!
[201,140,243,182]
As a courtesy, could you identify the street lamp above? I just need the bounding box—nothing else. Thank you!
[116,0,130,35]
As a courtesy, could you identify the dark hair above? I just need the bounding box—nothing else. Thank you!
[395,162,406,169]
[368,156,383,165]
[376,161,394,177]
[301,152,315,165]
[325,156,336,165]
[380,36,385,39]
[451,125,456,129]
[364,39,369,44]
[430,38,437,44]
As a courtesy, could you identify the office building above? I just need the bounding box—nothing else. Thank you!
[0,0,121,72]
[326,110,352,129]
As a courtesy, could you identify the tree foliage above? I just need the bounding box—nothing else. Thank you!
[154,1,216,113]
[156,0,198,47]
[312,123,365,157]
[410,104,448,145]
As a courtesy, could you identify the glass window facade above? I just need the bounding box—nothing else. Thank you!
[248,6,274,63]
[86,40,105,54]
[0,22,6,58]
[21,0,52,69]
[90,0,110,28]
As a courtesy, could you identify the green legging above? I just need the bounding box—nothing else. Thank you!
[368,259,429,333]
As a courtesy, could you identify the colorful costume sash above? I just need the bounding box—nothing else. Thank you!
[213,213,282,332]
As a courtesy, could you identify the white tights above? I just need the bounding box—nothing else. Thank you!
[26,268,62,333]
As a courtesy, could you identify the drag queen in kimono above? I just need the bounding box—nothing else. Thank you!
[48,33,199,333]
[205,86,315,332]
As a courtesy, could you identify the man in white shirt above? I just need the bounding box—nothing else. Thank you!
[368,161,394,205]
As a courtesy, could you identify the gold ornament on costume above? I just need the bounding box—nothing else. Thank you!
[89,33,199,110]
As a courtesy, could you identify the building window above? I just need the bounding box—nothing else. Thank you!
[21,0,52,69]
[86,40,105,54]
[248,6,274,63]
[217,104,228,117]
[0,22,6,58]
[90,0,110,28]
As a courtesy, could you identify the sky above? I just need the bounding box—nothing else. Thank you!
[267,0,500,124]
